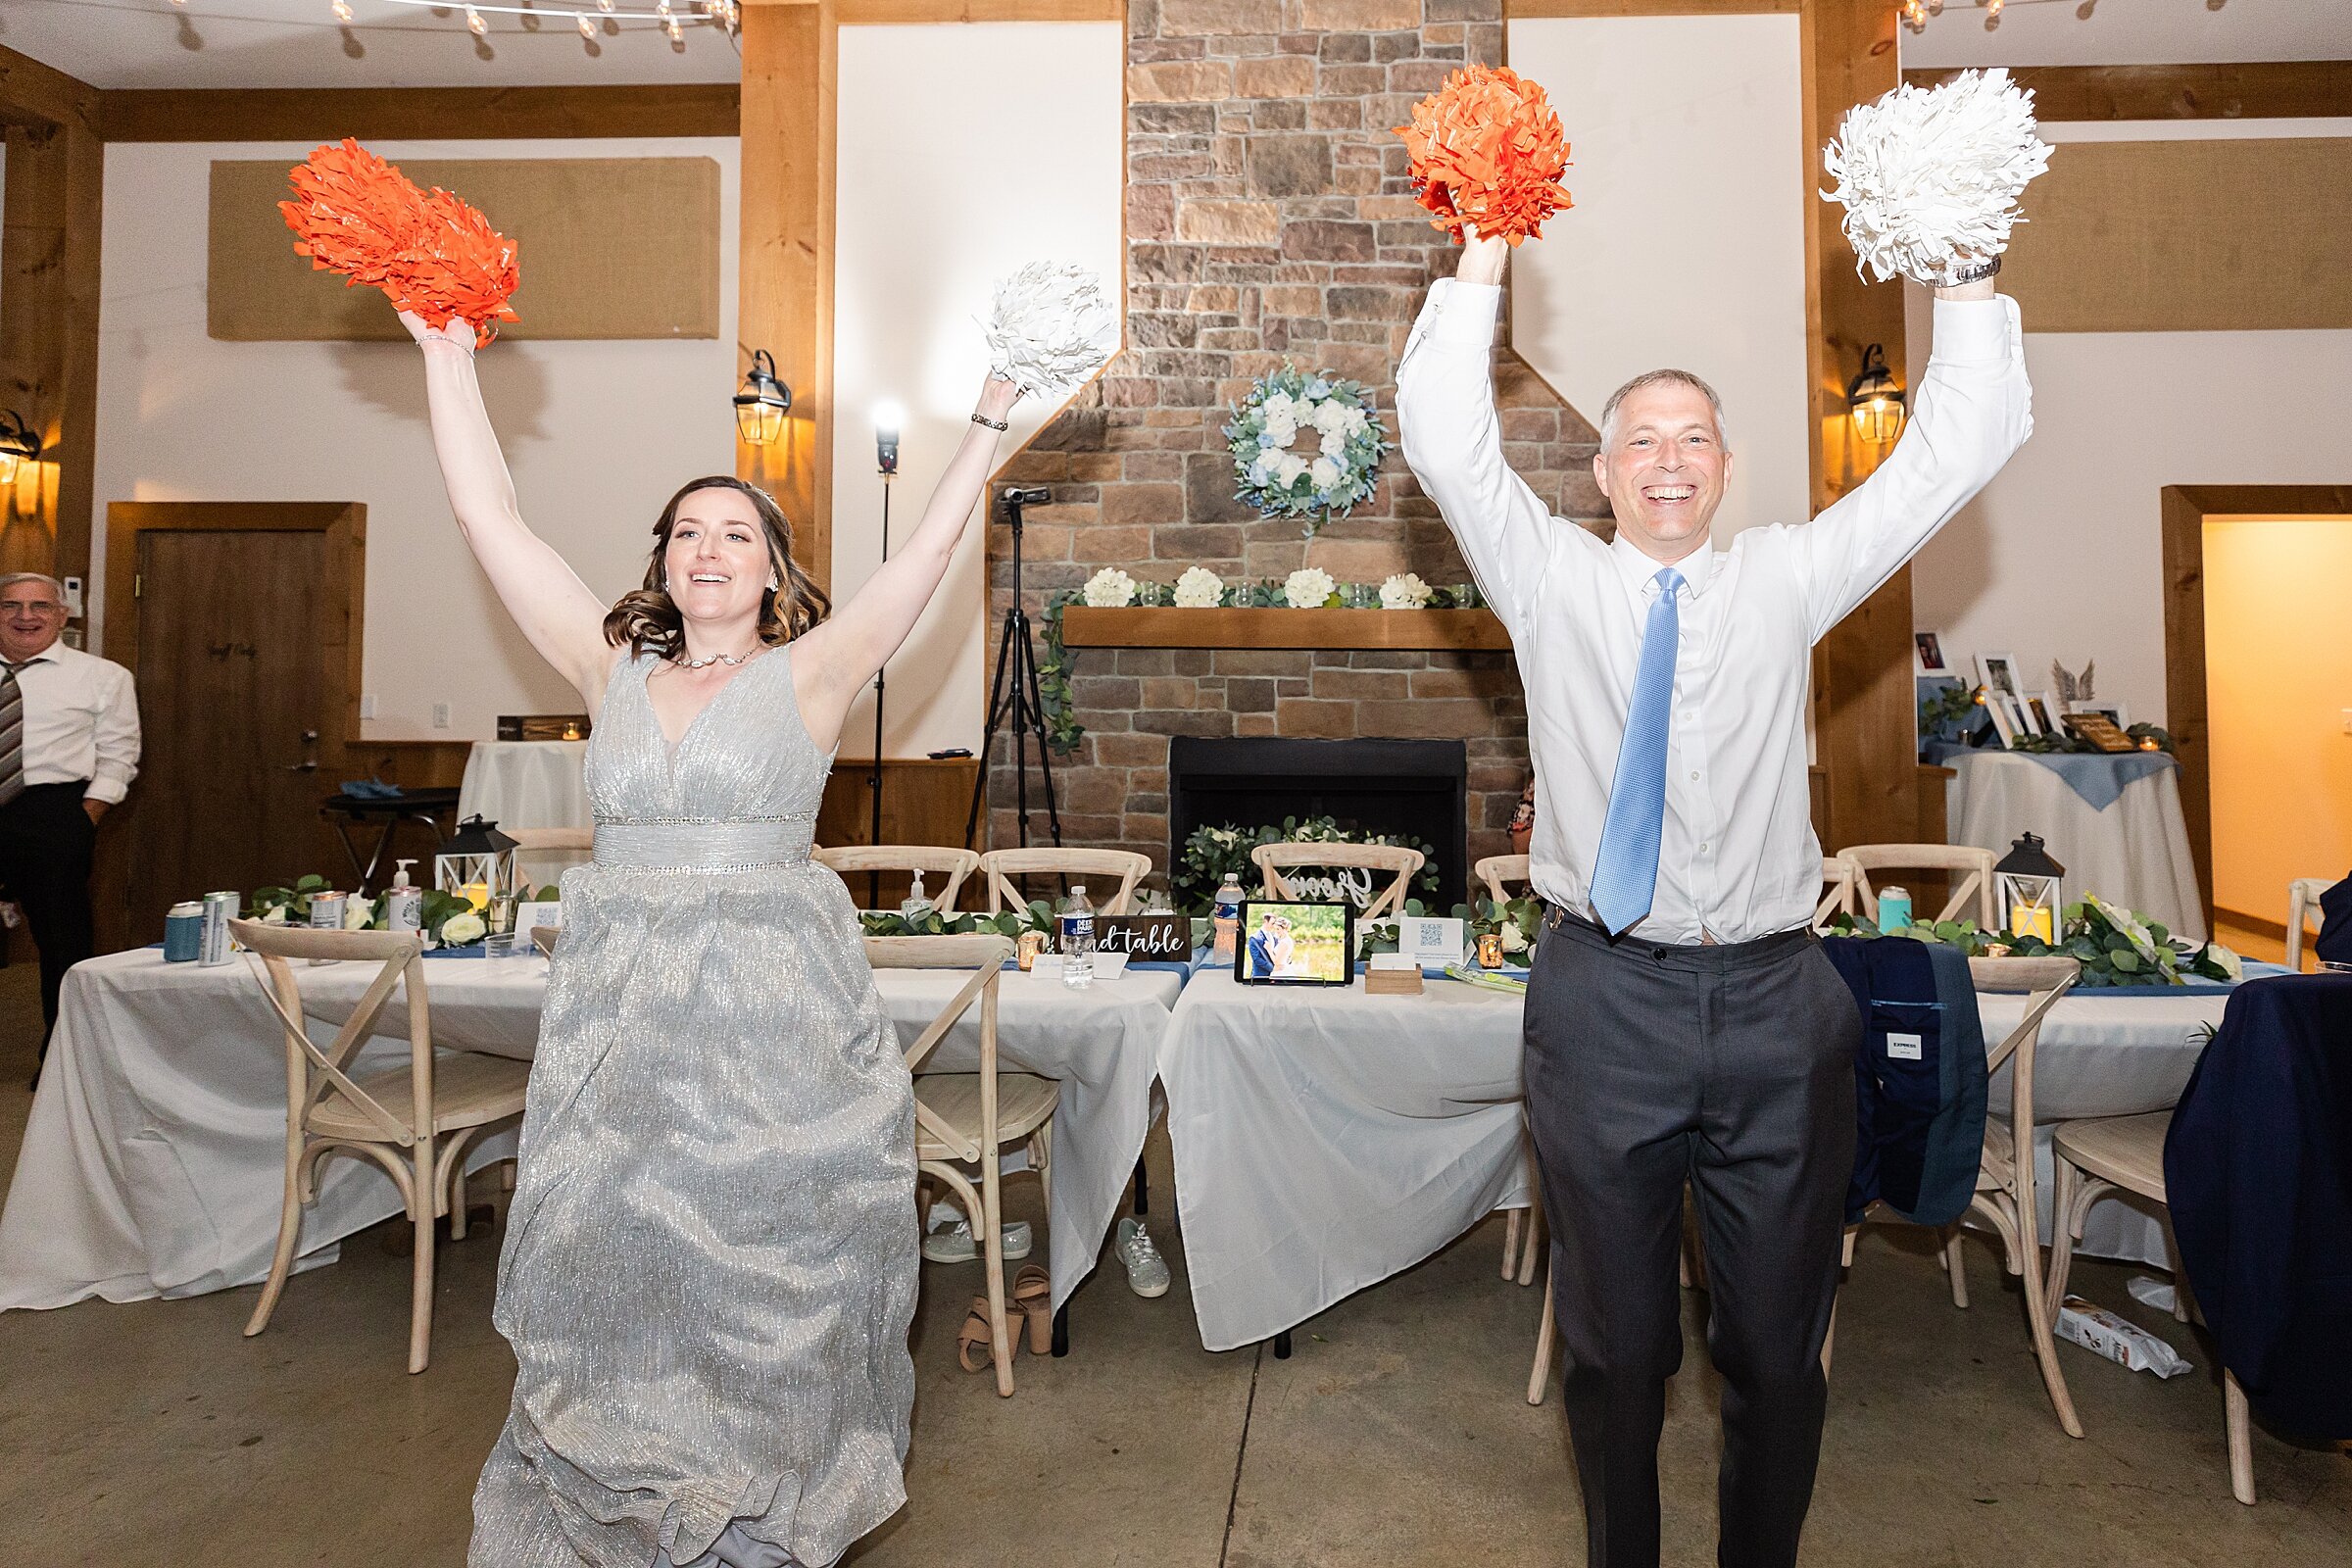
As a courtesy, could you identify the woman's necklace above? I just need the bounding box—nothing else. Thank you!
[674,648,757,670]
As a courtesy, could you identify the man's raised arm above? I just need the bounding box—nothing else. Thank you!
[1396,233,1563,639]
[1791,269,2033,642]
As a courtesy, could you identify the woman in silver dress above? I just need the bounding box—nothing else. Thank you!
[400,309,1023,1568]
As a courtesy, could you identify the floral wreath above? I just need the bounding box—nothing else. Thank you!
[1223,364,1392,537]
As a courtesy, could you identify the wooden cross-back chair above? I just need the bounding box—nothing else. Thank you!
[814,846,983,912]
[1838,844,1998,928]
[504,826,594,893]
[1473,853,1532,906]
[978,848,1151,918]
[232,920,531,1373]
[1815,857,1859,931]
[870,934,1054,1397]
[2286,876,2332,972]
[1825,956,2082,1427]
[1250,841,1425,921]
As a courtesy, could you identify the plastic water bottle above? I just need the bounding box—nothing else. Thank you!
[1060,885,1097,989]
[1212,871,1245,957]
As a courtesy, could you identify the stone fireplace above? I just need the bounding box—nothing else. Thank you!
[985,0,1608,881]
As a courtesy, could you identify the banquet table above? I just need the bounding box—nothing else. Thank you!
[1161,968,2235,1350]
[0,949,1178,1316]
[1942,749,2205,941]
[458,740,592,832]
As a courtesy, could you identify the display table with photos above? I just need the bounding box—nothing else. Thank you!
[1940,748,2206,942]
[458,740,592,832]
[0,949,1180,1315]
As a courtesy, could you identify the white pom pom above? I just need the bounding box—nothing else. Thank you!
[1821,67,2052,287]
[983,261,1118,398]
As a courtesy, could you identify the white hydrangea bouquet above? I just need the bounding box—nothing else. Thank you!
[1223,364,1392,537]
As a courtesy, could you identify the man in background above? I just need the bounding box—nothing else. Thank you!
[0,572,140,1088]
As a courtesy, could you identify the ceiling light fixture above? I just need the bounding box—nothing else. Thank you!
[376,0,737,33]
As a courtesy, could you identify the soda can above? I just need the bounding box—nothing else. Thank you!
[1877,885,1913,934]
[386,885,423,933]
[199,891,238,966]
[164,902,203,962]
[309,891,347,931]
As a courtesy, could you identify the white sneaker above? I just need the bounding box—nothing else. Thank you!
[921,1218,1031,1264]
[1113,1218,1171,1298]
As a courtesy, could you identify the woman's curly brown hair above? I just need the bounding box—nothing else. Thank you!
[603,475,830,661]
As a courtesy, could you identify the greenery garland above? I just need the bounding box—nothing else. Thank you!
[1175,815,1439,913]
[1821,894,2237,988]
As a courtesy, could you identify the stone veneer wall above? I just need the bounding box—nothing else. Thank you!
[987,0,1608,879]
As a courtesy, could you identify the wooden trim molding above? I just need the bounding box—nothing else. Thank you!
[2159,484,2352,934]
[1059,607,1511,652]
[1902,61,2352,122]
[97,83,742,143]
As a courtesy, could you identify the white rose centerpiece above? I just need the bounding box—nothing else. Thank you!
[1173,565,1226,609]
[1379,572,1434,610]
[440,911,487,948]
[1082,566,1138,608]
[1284,566,1337,609]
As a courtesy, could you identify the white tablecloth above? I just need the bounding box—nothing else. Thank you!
[1946,751,2206,942]
[1161,971,2232,1350]
[459,741,591,831]
[0,951,1177,1314]
[1158,971,1535,1351]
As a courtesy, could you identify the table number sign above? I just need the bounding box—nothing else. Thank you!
[1096,913,1192,960]
[1396,915,1465,967]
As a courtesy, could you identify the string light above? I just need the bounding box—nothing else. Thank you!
[576,9,595,35]
[466,3,488,33]
[331,0,353,18]
[1984,0,2004,22]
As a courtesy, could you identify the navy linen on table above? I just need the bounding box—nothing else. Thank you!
[2164,973,2352,1441]
[1924,742,2176,811]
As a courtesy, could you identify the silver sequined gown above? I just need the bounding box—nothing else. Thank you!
[470,650,915,1568]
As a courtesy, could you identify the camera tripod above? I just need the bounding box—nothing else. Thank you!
[962,485,1064,851]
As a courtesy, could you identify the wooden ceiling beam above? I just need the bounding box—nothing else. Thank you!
[98,82,742,143]
[1902,61,2352,122]
[0,43,101,133]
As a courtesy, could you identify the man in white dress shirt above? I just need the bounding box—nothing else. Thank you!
[0,572,141,1086]
[1398,233,2031,1568]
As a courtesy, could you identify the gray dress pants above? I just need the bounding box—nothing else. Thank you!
[1525,908,1858,1568]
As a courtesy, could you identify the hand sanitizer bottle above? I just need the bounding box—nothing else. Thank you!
[900,868,933,925]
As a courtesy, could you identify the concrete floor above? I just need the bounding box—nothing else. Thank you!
[2,963,2345,1567]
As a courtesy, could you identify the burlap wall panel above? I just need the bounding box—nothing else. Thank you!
[2000,138,2352,333]
[208,156,721,341]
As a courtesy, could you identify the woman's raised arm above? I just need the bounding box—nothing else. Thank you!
[406,312,614,700]
[792,373,1023,747]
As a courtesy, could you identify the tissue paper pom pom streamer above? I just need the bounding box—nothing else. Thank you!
[279,139,521,345]
[1394,65,1572,247]
[1821,67,2051,287]
[984,261,1117,398]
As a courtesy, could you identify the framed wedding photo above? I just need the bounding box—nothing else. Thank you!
[1914,630,1950,676]
[2025,693,2058,737]
[1233,901,1355,987]
[1976,652,2020,699]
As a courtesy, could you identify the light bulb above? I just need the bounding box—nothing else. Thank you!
[665,17,683,42]
[655,0,669,14]
[331,0,352,18]
[576,10,593,35]
[597,0,612,11]
[873,400,905,437]
[466,4,487,34]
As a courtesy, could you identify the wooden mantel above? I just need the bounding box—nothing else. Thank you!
[1057,607,1512,653]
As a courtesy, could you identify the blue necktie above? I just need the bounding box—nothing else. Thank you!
[1591,567,1684,935]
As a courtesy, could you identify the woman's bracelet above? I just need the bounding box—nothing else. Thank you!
[971,413,1009,432]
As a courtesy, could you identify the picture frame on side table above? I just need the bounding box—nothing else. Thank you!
[2025,693,2059,737]
[1915,630,1951,676]
[1976,652,2020,700]
[1986,693,2021,749]
[2071,701,2132,729]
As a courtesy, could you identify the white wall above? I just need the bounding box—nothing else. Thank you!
[1505,13,1812,541]
[92,136,740,741]
[830,22,1124,759]
[1907,120,2352,729]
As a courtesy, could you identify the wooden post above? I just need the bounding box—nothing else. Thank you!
[737,0,838,594]
[1800,0,1912,854]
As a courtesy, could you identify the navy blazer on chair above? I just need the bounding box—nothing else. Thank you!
[1823,936,1989,1229]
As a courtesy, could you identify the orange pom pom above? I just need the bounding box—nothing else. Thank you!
[1394,65,1573,247]
[279,139,520,346]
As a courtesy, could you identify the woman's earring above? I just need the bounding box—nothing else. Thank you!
[767,576,780,591]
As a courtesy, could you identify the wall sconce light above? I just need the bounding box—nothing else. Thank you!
[0,411,39,487]
[733,349,793,446]
[1846,343,1906,445]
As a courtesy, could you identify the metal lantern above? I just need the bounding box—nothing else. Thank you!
[0,409,39,487]
[1846,343,1907,445]
[1994,831,2066,944]
[436,815,520,910]
[733,349,793,446]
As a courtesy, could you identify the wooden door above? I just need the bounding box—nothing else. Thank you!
[125,530,330,942]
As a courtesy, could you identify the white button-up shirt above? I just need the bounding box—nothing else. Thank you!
[1397,279,2032,945]
[6,642,142,805]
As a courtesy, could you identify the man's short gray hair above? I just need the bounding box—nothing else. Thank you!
[0,571,65,604]
[1597,368,1728,450]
